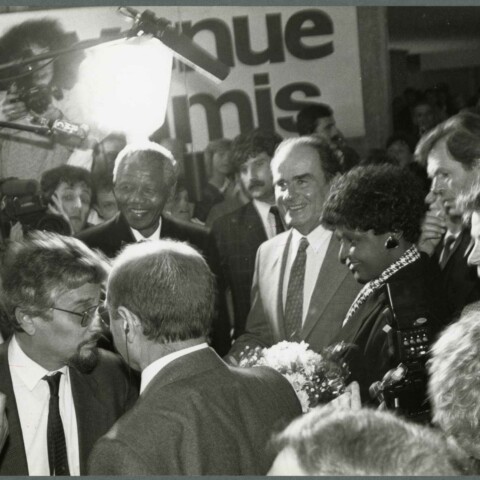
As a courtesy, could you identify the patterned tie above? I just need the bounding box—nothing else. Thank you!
[439,235,457,270]
[43,372,70,476]
[284,237,309,340]
[269,206,285,235]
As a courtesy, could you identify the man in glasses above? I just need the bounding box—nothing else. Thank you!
[0,231,137,475]
[88,239,301,475]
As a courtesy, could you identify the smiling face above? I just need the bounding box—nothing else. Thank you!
[239,152,274,202]
[272,143,330,235]
[114,155,174,237]
[335,226,397,284]
[427,138,476,219]
[55,181,92,234]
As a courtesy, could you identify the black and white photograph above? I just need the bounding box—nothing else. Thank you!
[0,3,478,475]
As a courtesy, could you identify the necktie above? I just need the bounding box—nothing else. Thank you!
[43,372,70,476]
[269,205,285,235]
[439,235,457,270]
[284,237,309,340]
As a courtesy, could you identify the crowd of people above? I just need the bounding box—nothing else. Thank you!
[1,15,480,477]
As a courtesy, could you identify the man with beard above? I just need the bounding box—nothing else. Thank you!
[211,129,283,338]
[0,232,136,475]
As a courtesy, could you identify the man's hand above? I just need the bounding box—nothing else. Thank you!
[417,209,447,256]
[0,392,9,452]
[8,221,24,243]
[328,381,361,411]
[47,193,73,235]
[1,85,28,121]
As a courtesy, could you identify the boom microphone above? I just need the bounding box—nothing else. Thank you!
[33,116,89,141]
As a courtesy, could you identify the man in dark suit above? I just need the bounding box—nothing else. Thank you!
[87,239,301,475]
[227,137,360,362]
[416,111,480,318]
[0,232,137,475]
[211,129,283,338]
[77,142,230,355]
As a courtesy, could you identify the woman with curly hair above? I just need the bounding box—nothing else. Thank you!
[321,164,448,405]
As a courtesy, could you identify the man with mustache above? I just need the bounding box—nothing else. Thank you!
[211,129,284,338]
[0,232,136,475]
[416,111,480,318]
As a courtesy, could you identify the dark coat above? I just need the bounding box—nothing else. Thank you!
[87,348,301,475]
[211,202,268,338]
[433,228,480,320]
[0,344,137,475]
[331,253,448,402]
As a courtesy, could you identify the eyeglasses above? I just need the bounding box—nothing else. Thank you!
[95,304,110,328]
[51,304,106,328]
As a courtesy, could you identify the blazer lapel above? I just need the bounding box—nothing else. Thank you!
[243,202,268,245]
[0,342,29,475]
[276,232,293,339]
[70,368,108,474]
[301,235,349,340]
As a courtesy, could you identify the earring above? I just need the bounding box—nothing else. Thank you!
[385,236,399,250]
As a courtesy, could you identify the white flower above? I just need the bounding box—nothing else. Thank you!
[295,389,310,413]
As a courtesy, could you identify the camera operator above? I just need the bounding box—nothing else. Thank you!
[321,165,448,419]
[0,18,90,181]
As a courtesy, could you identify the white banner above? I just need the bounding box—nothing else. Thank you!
[0,6,365,150]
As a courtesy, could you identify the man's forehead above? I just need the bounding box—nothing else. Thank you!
[56,181,91,193]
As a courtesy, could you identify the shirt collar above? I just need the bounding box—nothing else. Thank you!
[252,199,274,218]
[8,335,67,392]
[291,224,332,253]
[130,217,162,242]
[140,342,209,394]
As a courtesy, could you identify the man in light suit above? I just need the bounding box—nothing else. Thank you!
[228,137,360,361]
[87,239,301,475]
[0,232,137,475]
[77,142,231,355]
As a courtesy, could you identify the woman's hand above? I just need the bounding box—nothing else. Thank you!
[329,381,361,411]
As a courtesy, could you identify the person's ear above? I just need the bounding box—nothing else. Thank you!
[15,308,36,336]
[116,306,140,340]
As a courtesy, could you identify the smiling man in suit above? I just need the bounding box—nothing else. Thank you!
[211,129,283,338]
[87,239,301,475]
[228,137,360,361]
[0,232,136,475]
[77,141,231,355]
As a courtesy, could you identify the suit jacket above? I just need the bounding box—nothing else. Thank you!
[331,253,448,402]
[88,348,301,475]
[434,228,480,320]
[211,202,268,338]
[0,344,137,475]
[194,182,225,222]
[77,213,231,356]
[228,230,361,359]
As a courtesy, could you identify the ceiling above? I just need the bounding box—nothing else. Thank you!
[387,7,480,53]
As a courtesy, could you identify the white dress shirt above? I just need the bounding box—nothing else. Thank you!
[282,225,332,325]
[131,217,162,242]
[140,343,209,394]
[253,199,277,239]
[8,335,80,476]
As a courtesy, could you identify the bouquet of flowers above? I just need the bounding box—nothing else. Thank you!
[239,341,350,412]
